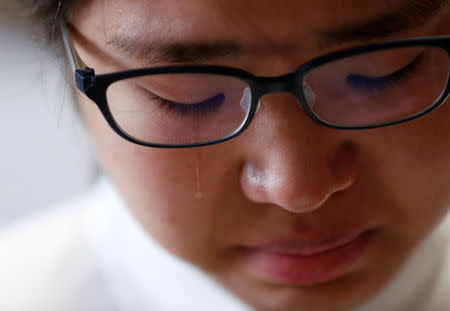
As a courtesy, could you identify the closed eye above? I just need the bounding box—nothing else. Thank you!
[346,52,422,93]
[146,91,226,118]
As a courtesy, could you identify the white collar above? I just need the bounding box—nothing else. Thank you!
[83,178,449,311]
[353,215,450,311]
[83,178,251,311]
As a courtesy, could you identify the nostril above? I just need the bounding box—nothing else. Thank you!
[240,159,347,214]
[240,142,357,214]
[330,143,357,192]
[292,192,333,213]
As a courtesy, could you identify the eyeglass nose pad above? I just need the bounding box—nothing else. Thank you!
[303,81,316,107]
[240,87,253,112]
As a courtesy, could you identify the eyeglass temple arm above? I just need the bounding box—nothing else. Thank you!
[60,21,97,96]
[60,21,90,71]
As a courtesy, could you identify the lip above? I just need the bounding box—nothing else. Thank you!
[250,231,366,255]
[241,230,373,287]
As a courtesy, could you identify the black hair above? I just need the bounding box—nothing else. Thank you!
[25,0,74,42]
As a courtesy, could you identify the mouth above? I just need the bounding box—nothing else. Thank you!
[240,229,374,287]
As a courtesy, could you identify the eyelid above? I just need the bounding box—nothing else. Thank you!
[147,90,225,106]
[345,51,424,91]
[143,89,226,117]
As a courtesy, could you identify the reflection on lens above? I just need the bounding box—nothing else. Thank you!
[303,81,316,107]
[240,87,252,112]
[106,73,251,145]
[303,46,449,127]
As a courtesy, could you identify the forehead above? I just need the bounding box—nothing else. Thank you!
[73,0,407,47]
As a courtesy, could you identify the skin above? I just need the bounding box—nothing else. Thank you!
[68,1,450,310]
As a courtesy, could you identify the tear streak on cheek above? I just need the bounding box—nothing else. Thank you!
[194,165,204,199]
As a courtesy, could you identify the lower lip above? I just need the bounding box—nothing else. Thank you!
[242,232,372,287]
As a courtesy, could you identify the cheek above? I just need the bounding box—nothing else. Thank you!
[117,149,245,268]
[78,94,242,264]
[359,104,450,240]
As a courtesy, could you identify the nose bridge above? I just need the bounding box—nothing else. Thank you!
[240,73,357,214]
[254,73,299,98]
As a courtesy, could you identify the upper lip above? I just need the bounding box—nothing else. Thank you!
[245,230,370,256]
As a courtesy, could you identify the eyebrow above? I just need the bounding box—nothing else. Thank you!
[106,0,449,65]
[321,0,449,45]
[106,36,241,65]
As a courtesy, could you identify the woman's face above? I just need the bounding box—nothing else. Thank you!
[70,1,450,310]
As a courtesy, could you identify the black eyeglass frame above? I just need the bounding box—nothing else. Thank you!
[61,21,450,148]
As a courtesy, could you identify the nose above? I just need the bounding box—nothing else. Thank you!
[239,93,356,214]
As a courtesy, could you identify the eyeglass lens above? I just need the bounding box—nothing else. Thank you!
[303,46,449,127]
[106,45,449,145]
[106,74,251,145]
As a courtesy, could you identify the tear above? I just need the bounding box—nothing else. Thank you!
[194,155,204,200]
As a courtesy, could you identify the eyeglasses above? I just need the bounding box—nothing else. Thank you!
[61,22,450,148]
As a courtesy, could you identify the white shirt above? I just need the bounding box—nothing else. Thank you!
[0,178,449,311]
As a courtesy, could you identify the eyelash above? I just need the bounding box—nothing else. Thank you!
[346,52,423,93]
[147,92,226,118]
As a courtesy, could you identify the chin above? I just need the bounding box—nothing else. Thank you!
[226,278,383,311]
[216,239,408,311]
